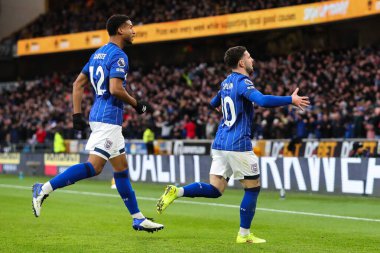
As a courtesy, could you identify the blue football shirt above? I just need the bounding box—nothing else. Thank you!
[81,42,128,126]
[211,72,257,151]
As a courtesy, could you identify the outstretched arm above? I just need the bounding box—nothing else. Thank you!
[244,89,292,108]
[243,86,309,111]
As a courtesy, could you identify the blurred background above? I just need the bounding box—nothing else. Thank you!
[0,0,379,195]
[1,3,380,252]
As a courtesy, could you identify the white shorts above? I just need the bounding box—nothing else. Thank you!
[210,149,260,180]
[85,122,126,160]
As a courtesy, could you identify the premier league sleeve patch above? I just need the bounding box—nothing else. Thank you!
[244,79,254,86]
[243,78,255,90]
[117,58,126,67]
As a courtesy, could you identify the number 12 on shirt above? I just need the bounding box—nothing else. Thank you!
[89,66,106,95]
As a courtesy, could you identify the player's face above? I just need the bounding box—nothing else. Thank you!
[120,20,136,45]
[242,51,255,75]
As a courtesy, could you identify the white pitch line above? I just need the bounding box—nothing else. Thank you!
[1,183,380,223]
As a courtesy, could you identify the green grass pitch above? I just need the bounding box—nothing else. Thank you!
[0,174,379,253]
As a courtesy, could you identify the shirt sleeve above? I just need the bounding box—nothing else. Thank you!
[81,62,90,76]
[210,91,221,108]
[238,78,292,108]
[237,77,256,96]
[109,52,128,79]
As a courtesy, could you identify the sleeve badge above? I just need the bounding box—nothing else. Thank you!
[117,58,126,67]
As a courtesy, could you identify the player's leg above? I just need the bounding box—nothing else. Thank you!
[177,149,230,198]
[32,122,108,217]
[156,149,230,214]
[175,174,226,198]
[110,153,164,233]
[32,154,105,217]
[229,151,265,244]
[237,178,265,243]
[110,154,142,218]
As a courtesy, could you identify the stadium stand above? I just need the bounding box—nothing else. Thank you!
[1,46,379,151]
[14,0,325,39]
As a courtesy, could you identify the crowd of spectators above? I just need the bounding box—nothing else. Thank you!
[0,46,379,151]
[15,0,324,39]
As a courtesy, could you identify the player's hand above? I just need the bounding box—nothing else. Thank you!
[134,101,153,114]
[72,113,88,131]
[291,88,310,111]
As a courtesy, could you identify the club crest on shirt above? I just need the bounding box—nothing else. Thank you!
[117,58,126,67]
[104,138,113,150]
[251,163,259,174]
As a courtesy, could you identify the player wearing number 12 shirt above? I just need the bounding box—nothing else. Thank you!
[156,46,310,244]
[32,15,164,233]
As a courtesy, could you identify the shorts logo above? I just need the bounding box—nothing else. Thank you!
[104,139,113,150]
[251,163,259,174]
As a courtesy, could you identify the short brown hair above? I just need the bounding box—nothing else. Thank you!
[224,46,247,69]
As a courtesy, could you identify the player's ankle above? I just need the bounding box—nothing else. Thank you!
[41,182,53,195]
[177,187,184,197]
[239,227,250,236]
[131,212,144,219]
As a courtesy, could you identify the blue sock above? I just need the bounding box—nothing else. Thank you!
[50,162,96,190]
[114,170,140,215]
[183,182,221,198]
[240,186,261,229]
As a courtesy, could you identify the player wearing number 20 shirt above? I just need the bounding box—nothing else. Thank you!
[209,46,308,175]
[208,46,301,182]
[211,73,257,152]
[207,46,309,185]
[155,46,309,244]
[210,60,304,152]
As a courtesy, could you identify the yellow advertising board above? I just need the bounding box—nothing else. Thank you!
[0,153,20,164]
[44,153,80,166]
[18,31,109,56]
[17,0,380,56]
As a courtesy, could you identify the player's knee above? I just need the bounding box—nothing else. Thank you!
[113,167,128,173]
[210,175,227,196]
[87,161,103,175]
[240,177,260,189]
[216,187,225,196]
[92,166,103,175]
[87,155,107,175]
[123,159,129,169]
[214,190,223,198]
[113,161,129,172]
[210,184,223,198]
